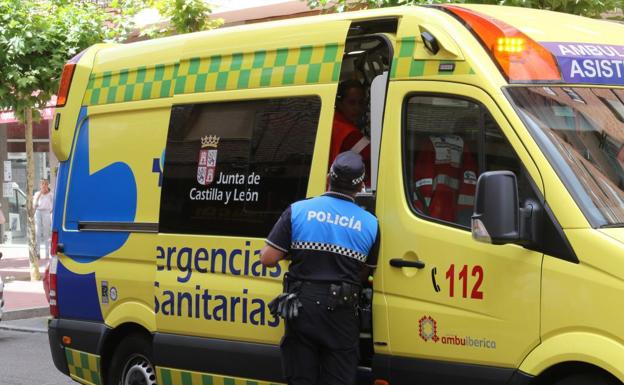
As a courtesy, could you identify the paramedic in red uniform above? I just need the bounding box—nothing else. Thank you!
[329,80,371,184]
[412,134,478,226]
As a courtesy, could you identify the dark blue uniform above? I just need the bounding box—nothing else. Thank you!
[267,190,379,385]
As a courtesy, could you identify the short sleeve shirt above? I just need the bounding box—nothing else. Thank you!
[266,192,379,284]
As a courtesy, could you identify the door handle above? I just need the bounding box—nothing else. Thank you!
[389,258,425,269]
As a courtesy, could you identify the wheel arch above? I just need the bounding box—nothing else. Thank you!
[105,300,156,331]
[519,332,624,383]
[101,322,153,385]
[529,361,621,385]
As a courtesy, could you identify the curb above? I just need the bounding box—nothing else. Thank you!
[0,323,47,333]
[1,306,49,321]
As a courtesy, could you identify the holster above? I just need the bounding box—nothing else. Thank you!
[359,288,373,332]
[283,275,302,293]
[328,282,360,311]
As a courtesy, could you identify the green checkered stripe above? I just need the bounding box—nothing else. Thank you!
[84,63,179,106]
[390,36,475,79]
[157,366,284,385]
[84,43,343,106]
[65,348,102,385]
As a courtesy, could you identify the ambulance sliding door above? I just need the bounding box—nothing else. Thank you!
[374,81,544,384]
[153,19,352,383]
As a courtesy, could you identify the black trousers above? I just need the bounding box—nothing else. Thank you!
[281,288,360,385]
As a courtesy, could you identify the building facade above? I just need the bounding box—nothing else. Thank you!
[0,106,58,245]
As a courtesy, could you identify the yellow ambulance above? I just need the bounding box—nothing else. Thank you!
[47,4,624,385]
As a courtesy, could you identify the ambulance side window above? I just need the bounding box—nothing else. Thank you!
[404,95,530,228]
[160,96,321,237]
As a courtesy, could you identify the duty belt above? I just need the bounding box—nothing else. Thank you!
[269,279,361,320]
[290,279,360,309]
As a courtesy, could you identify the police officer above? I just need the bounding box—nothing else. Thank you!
[260,151,379,385]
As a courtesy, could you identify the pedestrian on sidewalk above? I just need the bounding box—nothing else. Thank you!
[33,180,53,259]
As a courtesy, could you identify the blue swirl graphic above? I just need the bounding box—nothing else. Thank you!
[62,107,137,263]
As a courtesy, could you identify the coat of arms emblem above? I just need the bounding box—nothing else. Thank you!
[197,135,219,185]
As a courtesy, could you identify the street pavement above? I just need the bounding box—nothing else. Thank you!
[0,327,73,385]
[0,245,59,383]
[0,244,50,321]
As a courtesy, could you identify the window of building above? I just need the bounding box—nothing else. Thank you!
[403,94,533,228]
[159,96,321,237]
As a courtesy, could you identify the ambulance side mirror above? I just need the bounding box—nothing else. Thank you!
[471,171,521,245]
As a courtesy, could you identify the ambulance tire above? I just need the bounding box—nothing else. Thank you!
[107,334,157,385]
[553,372,620,385]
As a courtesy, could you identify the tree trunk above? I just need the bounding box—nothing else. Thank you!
[0,125,8,244]
[25,107,41,281]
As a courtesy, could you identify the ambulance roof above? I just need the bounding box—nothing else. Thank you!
[89,5,624,88]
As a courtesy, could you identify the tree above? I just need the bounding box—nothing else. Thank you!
[0,0,110,280]
[306,0,622,18]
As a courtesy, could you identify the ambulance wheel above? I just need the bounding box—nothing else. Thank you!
[107,334,157,385]
[553,372,619,385]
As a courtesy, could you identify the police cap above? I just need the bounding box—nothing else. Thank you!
[329,151,366,190]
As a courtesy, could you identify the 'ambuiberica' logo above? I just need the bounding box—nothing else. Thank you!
[418,315,497,349]
[197,135,219,185]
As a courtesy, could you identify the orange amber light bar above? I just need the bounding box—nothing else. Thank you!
[442,5,561,82]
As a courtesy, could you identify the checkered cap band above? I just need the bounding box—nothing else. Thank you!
[330,166,365,186]
[291,241,367,263]
[351,172,365,185]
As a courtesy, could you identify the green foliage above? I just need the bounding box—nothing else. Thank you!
[107,0,223,38]
[0,0,108,120]
[0,0,224,121]
[156,0,223,35]
[306,0,622,17]
[105,0,152,42]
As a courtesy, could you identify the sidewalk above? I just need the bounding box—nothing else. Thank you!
[1,244,50,321]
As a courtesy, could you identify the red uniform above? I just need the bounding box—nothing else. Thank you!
[329,110,371,184]
[413,135,478,223]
